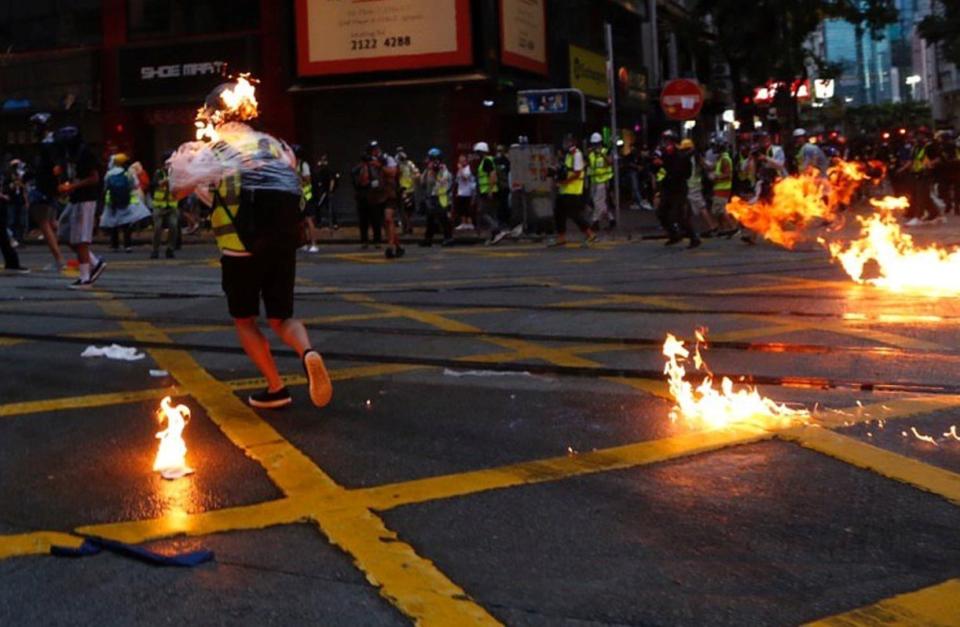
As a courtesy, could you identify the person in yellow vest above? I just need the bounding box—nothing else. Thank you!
[550,135,597,247]
[418,147,454,246]
[293,145,319,253]
[904,127,940,225]
[396,146,419,235]
[100,153,151,253]
[150,155,178,259]
[707,138,740,237]
[587,132,614,231]
[170,80,332,411]
[474,141,508,245]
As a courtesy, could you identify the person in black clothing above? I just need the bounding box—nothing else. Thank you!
[314,154,338,228]
[655,131,700,249]
[494,145,512,227]
[0,164,28,272]
[26,112,64,270]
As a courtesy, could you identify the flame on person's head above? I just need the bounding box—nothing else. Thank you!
[822,196,960,294]
[662,330,809,431]
[153,396,194,480]
[195,74,259,142]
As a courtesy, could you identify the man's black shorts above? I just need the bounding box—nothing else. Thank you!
[221,248,296,320]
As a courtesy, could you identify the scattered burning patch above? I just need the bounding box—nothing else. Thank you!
[725,159,871,248]
[662,329,809,430]
[153,396,194,480]
[822,196,960,294]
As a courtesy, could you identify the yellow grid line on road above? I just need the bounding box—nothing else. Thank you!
[4,261,960,623]
[806,578,960,626]
[95,298,501,626]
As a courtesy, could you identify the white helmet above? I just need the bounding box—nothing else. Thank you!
[589,132,603,144]
[792,128,807,137]
[473,141,489,153]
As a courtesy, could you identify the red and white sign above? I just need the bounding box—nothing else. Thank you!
[660,79,703,121]
[295,0,473,77]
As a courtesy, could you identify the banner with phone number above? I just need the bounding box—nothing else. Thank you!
[296,0,473,76]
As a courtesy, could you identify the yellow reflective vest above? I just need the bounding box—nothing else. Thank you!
[211,171,246,254]
[477,156,498,194]
[714,152,733,193]
[588,149,613,184]
[559,149,585,196]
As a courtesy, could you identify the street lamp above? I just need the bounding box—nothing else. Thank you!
[906,74,922,101]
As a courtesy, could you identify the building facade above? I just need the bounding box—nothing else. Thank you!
[0,0,699,216]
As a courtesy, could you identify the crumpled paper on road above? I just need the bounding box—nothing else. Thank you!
[81,344,146,361]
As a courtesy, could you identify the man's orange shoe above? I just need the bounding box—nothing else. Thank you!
[303,350,333,408]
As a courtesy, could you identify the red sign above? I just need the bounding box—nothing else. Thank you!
[660,79,703,121]
[753,79,811,106]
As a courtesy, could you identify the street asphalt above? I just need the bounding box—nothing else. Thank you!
[1,223,959,626]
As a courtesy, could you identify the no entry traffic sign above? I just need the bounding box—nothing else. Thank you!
[660,79,703,121]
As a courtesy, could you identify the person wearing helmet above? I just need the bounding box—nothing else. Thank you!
[549,135,597,247]
[653,130,700,248]
[473,141,506,244]
[793,128,828,177]
[55,125,106,288]
[168,79,333,411]
[587,132,614,231]
[150,152,178,259]
[419,148,454,247]
[25,112,64,270]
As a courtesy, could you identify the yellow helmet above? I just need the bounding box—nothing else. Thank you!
[112,153,129,166]
[679,138,695,150]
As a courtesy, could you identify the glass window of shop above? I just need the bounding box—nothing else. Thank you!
[0,1,102,51]
[127,0,259,40]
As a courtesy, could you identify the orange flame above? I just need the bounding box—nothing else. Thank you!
[726,159,870,248]
[823,196,960,294]
[662,331,809,430]
[153,396,194,480]
[195,74,259,142]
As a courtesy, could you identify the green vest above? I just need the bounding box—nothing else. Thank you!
[714,153,733,192]
[588,149,613,183]
[912,145,928,174]
[559,151,584,196]
[211,172,245,254]
[477,156,498,194]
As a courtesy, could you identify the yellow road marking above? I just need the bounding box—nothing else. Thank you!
[0,532,84,560]
[90,298,500,624]
[806,578,960,626]
[0,387,177,418]
[76,498,307,546]
[781,425,960,506]
[360,426,770,511]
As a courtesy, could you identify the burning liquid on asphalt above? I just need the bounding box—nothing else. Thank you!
[663,329,810,431]
[153,396,194,480]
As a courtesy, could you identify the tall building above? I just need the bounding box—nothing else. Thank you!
[912,0,960,127]
[821,18,894,106]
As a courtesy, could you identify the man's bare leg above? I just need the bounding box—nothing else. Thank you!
[267,318,311,357]
[234,317,284,392]
[40,219,63,267]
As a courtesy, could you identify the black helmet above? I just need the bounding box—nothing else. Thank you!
[54,125,81,145]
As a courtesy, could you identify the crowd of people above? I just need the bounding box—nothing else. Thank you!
[633,123,960,249]
[3,109,959,281]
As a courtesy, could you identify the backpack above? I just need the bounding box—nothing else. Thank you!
[352,162,371,189]
[106,171,131,209]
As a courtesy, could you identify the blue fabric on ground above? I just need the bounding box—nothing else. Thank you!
[51,536,214,567]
